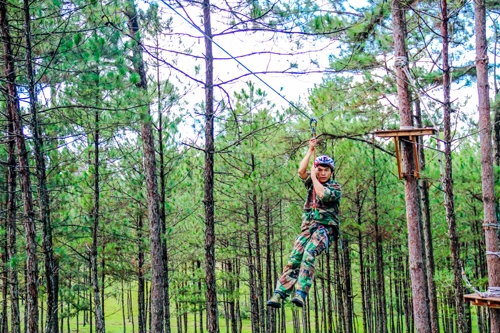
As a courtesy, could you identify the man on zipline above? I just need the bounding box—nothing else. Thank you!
[267,137,341,308]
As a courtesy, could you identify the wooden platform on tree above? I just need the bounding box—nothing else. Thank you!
[464,293,500,308]
[374,127,437,137]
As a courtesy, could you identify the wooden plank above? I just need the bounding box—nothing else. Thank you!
[394,137,402,180]
[464,293,500,309]
[374,128,437,137]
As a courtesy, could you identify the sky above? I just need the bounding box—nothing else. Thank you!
[145,0,498,145]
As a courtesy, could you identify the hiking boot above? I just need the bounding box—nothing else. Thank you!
[291,293,305,307]
[266,293,283,308]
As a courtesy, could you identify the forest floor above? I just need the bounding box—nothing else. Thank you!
[48,292,482,333]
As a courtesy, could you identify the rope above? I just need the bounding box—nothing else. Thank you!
[483,223,499,229]
[462,264,500,298]
[486,251,500,258]
[159,0,313,121]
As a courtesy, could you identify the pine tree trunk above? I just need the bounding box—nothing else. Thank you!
[326,250,333,333]
[342,240,353,333]
[492,19,500,166]
[23,1,59,331]
[235,258,242,333]
[126,3,165,331]
[372,145,387,333]
[121,280,126,333]
[333,240,343,333]
[474,0,500,331]
[251,189,265,333]
[156,32,171,333]
[5,91,20,333]
[440,2,468,331]
[355,188,367,333]
[313,280,319,333]
[247,232,259,333]
[227,261,237,333]
[1,3,39,331]
[415,98,440,333]
[138,215,146,333]
[201,0,219,331]
[91,107,105,333]
[390,1,431,331]
[265,200,275,333]
[1,195,7,333]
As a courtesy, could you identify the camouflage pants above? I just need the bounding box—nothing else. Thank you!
[275,219,329,297]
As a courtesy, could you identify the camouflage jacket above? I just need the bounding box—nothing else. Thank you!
[301,173,342,226]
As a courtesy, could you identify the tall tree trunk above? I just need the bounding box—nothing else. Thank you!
[156,31,171,333]
[415,99,440,333]
[326,250,333,333]
[372,145,387,333]
[492,17,500,166]
[202,0,219,331]
[138,215,146,333]
[440,1,468,331]
[227,261,237,333]
[390,1,431,331]
[474,0,500,330]
[342,240,353,333]
[265,199,275,333]
[1,187,7,333]
[5,88,20,333]
[0,2,39,332]
[126,3,165,332]
[250,178,265,333]
[91,107,105,333]
[247,232,258,333]
[23,1,59,331]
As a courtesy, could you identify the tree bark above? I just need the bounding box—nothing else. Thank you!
[247,232,258,333]
[474,0,500,330]
[265,199,275,333]
[138,215,146,333]
[1,186,7,333]
[5,83,20,333]
[342,240,353,333]
[202,0,219,331]
[156,31,171,333]
[372,145,387,333]
[415,99,440,333]
[390,1,431,331]
[0,2,39,331]
[23,1,59,331]
[440,1,468,331]
[91,106,105,333]
[126,3,165,332]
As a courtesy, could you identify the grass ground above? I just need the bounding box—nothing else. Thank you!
[51,297,482,333]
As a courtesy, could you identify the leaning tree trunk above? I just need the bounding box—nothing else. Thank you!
[474,0,500,331]
[126,3,165,332]
[23,1,59,331]
[390,1,431,331]
[440,1,468,332]
[202,0,219,331]
[0,3,39,332]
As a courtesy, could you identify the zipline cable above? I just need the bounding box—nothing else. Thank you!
[159,0,313,120]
